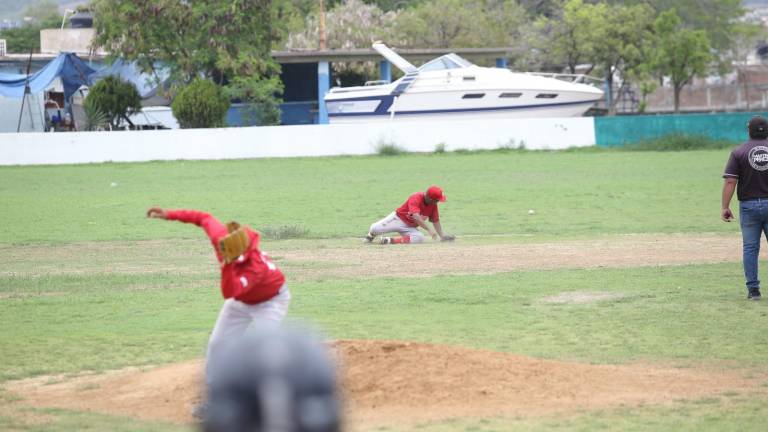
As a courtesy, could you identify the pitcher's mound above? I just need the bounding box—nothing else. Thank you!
[7,340,754,429]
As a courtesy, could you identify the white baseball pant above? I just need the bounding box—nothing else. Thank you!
[369,212,425,243]
[205,283,291,384]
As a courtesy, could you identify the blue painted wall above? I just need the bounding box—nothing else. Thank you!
[594,112,768,147]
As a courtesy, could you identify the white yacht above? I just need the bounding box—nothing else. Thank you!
[324,43,604,123]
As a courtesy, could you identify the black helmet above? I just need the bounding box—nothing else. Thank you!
[203,325,340,432]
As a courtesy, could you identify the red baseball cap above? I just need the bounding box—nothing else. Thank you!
[427,185,446,202]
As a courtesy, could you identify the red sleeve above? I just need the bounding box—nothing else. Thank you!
[407,194,422,216]
[165,209,227,260]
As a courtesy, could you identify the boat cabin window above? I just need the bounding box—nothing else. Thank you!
[499,92,522,98]
[462,93,485,99]
[536,93,558,99]
[419,54,473,72]
[463,76,476,81]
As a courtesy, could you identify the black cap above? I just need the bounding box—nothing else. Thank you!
[749,115,768,136]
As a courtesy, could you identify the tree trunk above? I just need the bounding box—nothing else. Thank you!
[606,68,615,116]
[673,83,681,113]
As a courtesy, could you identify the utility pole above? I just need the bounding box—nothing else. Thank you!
[319,0,327,50]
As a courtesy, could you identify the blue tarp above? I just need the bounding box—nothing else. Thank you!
[90,59,169,99]
[0,53,96,101]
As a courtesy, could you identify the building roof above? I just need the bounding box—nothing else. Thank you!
[1,47,519,65]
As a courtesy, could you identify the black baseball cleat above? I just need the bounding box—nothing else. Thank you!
[380,237,392,245]
[364,233,375,243]
[748,289,761,301]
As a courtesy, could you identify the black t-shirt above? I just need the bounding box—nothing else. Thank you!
[723,139,768,201]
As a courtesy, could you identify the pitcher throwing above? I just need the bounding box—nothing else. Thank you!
[146,207,290,386]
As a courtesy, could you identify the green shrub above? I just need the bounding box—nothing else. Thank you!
[434,143,447,153]
[82,101,109,131]
[84,75,142,129]
[375,138,407,156]
[171,79,230,129]
[624,134,735,151]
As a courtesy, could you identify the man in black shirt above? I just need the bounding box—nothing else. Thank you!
[722,115,768,300]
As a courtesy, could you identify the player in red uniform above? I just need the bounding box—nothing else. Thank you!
[364,185,452,244]
[146,207,290,387]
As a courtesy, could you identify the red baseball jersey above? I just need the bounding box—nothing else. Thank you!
[165,209,285,304]
[395,192,440,227]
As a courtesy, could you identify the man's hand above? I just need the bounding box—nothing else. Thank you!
[147,207,167,219]
[428,229,438,240]
[722,207,734,222]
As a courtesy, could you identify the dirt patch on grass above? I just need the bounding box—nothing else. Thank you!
[0,233,746,282]
[6,340,758,430]
[542,291,627,304]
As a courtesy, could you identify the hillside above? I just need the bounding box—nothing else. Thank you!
[0,0,87,21]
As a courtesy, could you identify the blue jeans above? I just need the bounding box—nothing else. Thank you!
[739,199,768,291]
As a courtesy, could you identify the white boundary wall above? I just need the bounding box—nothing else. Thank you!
[0,117,596,166]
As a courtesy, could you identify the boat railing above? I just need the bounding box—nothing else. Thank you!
[525,72,603,86]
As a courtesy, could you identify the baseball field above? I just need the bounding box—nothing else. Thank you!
[2,148,768,431]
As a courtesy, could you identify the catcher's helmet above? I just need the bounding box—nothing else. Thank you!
[202,325,340,432]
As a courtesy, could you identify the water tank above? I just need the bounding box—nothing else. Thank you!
[69,12,93,29]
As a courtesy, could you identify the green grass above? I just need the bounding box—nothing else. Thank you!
[0,149,737,243]
[394,397,768,431]
[0,406,187,432]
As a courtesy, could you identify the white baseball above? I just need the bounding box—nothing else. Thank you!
[528,209,535,215]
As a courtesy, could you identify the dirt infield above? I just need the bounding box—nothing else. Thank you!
[0,233,748,282]
[281,233,746,281]
[6,340,759,430]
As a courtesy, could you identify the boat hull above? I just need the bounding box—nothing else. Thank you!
[326,93,600,123]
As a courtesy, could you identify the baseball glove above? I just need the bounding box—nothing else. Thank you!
[219,221,250,263]
[441,234,456,242]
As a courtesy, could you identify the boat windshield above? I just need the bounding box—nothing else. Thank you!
[418,54,473,72]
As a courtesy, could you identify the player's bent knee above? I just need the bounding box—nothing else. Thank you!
[409,233,425,244]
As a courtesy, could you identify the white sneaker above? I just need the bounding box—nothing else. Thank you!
[380,237,392,245]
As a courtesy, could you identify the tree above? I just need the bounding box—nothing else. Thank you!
[284,0,399,50]
[394,0,526,48]
[589,2,655,115]
[284,0,400,85]
[533,0,604,75]
[93,0,283,125]
[84,76,142,129]
[649,9,712,113]
[616,0,749,73]
[171,78,231,129]
[517,0,561,18]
